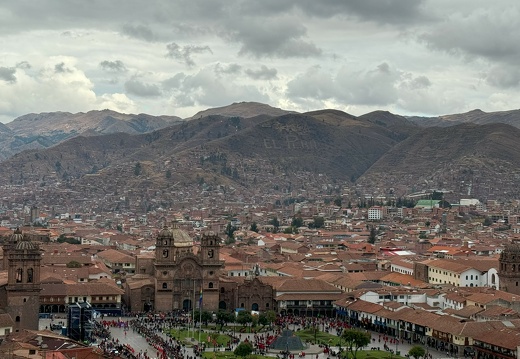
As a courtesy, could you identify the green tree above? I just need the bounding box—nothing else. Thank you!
[291,216,304,228]
[201,310,212,325]
[57,235,80,244]
[250,222,259,233]
[334,197,342,207]
[236,311,253,327]
[408,345,426,359]
[165,169,172,179]
[368,226,377,244]
[269,217,280,233]
[225,222,237,238]
[258,313,269,328]
[431,191,443,200]
[483,216,493,226]
[341,329,371,359]
[266,310,277,327]
[134,162,142,176]
[216,310,235,331]
[310,216,325,229]
[234,342,253,358]
[66,260,82,268]
[283,226,296,234]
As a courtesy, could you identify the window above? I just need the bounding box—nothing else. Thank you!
[209,282,214,289]
[27,268,34,283]
[15,316,20,322]
[220,287,225,293]
[266,303,270,308]
[162,283,167,289]
[163,249,169,258]
[23,298,26,303]
[16,268,23,283]
[29,350,36,355]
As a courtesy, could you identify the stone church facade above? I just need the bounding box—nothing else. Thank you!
[0,228,42,331]
[125,224,224,312]
[499,242,520,294]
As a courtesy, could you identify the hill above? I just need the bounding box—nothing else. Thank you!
[0,110,412,203]
[357,123,520,199]
[0,110,183,160]
[188,101,295,119]
[408,109,520,128]
[2,103,520,206]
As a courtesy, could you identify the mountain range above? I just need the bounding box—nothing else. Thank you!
[1,102,520,200]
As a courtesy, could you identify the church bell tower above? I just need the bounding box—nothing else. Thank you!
[6,229,41,331]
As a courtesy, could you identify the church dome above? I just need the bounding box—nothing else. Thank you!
[15,238,36,251]
[158,226,173,239]
[171,223,193,248]
[10,228,24,244]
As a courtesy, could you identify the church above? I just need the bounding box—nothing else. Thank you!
[124,223,224,312]
[0,228,42,332]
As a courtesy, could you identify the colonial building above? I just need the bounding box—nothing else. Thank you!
[220,267,276,312]
[499,242,520,295]
[124,224,224,312]
[0,228,42,331]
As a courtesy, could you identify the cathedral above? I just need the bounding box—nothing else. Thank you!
[124,223,224,312]
[498,242,520,295]
[0,228,42,331]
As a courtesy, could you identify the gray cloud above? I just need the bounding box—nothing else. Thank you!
[0,67,16,83]
[214,63,242,76]
[485,66,520,89]
[286,66,338,101]
[245,65,278,80]
[165,42,213,67]
[238,0,426,24]
[124,79,162,97]
[169,68,269,108]
[121,23,157,42]
[223,17,321,58]
[99,60,127,73]
[287,63,405,106]
[54,62,72,73]
[419,7,520,64]
[162,73,186,90]
[16,61,31,69]
[400,74,432,90]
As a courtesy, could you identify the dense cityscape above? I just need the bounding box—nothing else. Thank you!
[1,184,520,358]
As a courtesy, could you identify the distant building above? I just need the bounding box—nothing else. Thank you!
[367,206,384,221]
[124,223,224,312]
[0,228,42,332]
[499,243,520,294]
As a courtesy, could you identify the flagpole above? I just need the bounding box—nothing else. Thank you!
[199,285,203,343]
[192,280,196,338]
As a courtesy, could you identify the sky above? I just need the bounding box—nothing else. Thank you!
[0,0,519,123]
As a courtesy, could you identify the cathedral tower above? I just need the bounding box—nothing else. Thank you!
[199,231,223,310]
[499,242,520,294]
[6,229,41,331]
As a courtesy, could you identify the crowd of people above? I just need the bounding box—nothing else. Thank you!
[87,310,451,359]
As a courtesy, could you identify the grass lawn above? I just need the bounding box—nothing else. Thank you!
[295,328,341,346]
[202,352,271,359]
[354,350,404,359]
[167,328,232,347]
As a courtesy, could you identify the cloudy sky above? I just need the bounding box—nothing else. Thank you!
[0,0,518,123]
